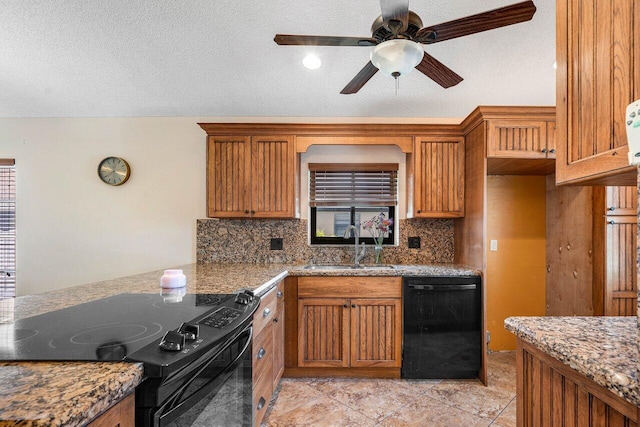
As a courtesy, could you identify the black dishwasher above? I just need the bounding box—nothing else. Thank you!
[402,276,481,379]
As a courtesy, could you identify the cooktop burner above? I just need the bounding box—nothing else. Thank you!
[0,293,237,361]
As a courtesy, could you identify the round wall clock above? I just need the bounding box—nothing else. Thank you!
[98,156,131,186]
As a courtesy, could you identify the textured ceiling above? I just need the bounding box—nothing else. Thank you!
[0,0,556,118]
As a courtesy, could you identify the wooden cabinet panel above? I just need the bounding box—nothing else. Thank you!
[298,298,349,368]
[414,136,464,218]
[593,186,638,316]
[206,135,295,218]
[252,283,285,427]
[273,282,285,386]
[295,277,402,373]
[602,216,637,316]
[487,120,552,159]
[250,136,295,218]
[556,0,639,185]
[350,298,401,368]
[517,340,637,427]
[87,392,134,427]
[207,136,250,217]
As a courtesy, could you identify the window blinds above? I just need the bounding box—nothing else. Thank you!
[309,163,398,207]
[0,160,15,298]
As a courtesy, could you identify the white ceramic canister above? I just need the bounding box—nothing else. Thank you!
[160,269,186,288]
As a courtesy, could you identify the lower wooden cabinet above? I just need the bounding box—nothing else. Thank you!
[287,276,402,377]
[87,392,135,427]
[516,339,638,427]
[252,281,285,427]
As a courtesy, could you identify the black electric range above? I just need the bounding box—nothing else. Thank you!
[0,291,259,372]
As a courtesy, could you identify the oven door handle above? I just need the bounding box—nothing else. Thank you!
[156,325,253,427]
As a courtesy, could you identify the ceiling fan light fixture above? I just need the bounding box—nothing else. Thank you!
[302,54,322,69]
[370,39,423,79]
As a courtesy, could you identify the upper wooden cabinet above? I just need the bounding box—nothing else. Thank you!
[486,119,556,159]
[555,0,640,185]
[414,136,465,218]
[206,135,296,218]
[461,106,556,176]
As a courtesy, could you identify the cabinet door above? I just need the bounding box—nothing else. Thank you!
[414,136,464,218]
[486,120,550,159]
[556,0,639,185]
[349,298,402,368]
[298,298,349,368]
[603,215,638,316]
[206,136,251,217]
[604,186,637,216]
[250,135,295,218]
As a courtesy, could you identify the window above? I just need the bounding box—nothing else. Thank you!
[0,160,15,298]
[309,163,397,245]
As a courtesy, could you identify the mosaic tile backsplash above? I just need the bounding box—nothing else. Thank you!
[197,218,454,265]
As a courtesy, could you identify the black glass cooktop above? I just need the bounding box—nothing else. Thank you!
[0,293,233,361]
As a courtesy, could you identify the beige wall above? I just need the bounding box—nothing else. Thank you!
[0,117,208,295]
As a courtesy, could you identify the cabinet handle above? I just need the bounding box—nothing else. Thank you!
[257,397,266,410]
[541,148,547,153]
[251,210,256,214]
[277,291,283,298]
[351,304,356,308]
[549,148,555,154]
[257,347,266,359]
[343,303,348,308]
[608,220,616,225]
[244,210,249,214]
[273,317,279,323]
[608,207,616,211]
[263,308,271,317]
[416,210,421,214]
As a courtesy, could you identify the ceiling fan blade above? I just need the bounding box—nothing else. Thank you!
[274,34,378,47]
[380,0,410,32]
[340,62,379,94]
[415,52,463,88]
[415,1,536,44]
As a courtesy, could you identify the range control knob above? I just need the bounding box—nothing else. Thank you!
[178,322,199,341]
[234,291,254,305]
[159,330,185,351]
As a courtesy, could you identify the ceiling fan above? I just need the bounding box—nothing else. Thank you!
[274,0,536,94]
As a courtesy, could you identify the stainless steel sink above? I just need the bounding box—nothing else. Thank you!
[302,264,395,270]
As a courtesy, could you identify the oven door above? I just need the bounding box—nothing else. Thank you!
[137,323,253,427]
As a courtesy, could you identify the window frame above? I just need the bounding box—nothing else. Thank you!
[310,206,395,245]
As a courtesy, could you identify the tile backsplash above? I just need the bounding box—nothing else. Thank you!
[197,218,454,265]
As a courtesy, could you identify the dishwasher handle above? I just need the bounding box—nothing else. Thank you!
[407,284,477,291]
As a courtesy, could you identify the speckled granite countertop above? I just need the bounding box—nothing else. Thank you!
[0,262,478,425]
[505,316,639,406]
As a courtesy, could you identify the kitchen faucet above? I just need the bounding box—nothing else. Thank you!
[343,224,366,267]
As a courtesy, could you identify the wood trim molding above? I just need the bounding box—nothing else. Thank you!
[198,123,464,153]
[460,105,556,135]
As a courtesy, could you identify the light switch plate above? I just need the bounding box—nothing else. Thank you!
[490,240,498,251]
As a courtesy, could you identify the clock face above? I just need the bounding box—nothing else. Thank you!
[98,157,131,186]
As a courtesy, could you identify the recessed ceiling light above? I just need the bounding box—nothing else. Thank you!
[303,54,321,70]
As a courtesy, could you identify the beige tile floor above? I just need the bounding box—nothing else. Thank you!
[262,352,516,427]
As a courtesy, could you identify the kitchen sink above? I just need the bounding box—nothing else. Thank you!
[302,264,395,270]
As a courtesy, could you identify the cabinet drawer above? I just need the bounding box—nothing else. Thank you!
[298,276,401,298]
[253,361,273,427]
[253,287,278,336]
[252,324,273,381]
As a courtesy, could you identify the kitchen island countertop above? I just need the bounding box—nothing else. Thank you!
[0,262,479,425]
[505,316,639,407]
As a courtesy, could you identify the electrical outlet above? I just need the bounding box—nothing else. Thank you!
[408,236,421,249]
[490,240,498,251]
[270,238,283,250]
